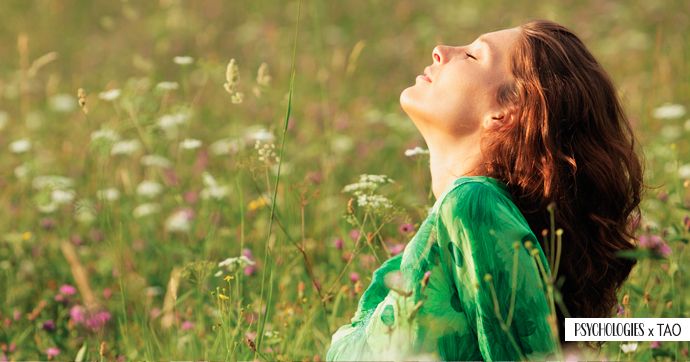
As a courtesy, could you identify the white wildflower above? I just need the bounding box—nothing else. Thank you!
[141,155,173,168]
[214,270,223,277]
[231,92,244,104]
[684,119,690,132]
[165,209,193,232]
[180,139,202,149]
[32,175,74,191]
[331,135,353,154]
[144,286,163,297]
[137,180,163,198]
[157,113,189,129]
[90,128,120,142]
[660,125,682,140]
[133,203,161,218]
[224,58,239,94]
[209,138,240,155]
[200,171,230,200]
[156,81,179,91]
[111,140,142,155]
[357,194,393,209]
[98,89,121,101]
[244,128,275,143]
[404,146,429,157]
[48,94,77,112]
[620,342,638,353]
[218,255,255,273]
[52,189,76,204]
[679,163,690,180]
[14,163,32,179]
[652,103,686,119]
[342,174,394,195]
[9,138,31,153]
[173,56,194,65]
[97,188,120,201]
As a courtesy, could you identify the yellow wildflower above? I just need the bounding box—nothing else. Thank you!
[224,276,234,282]
[219,294,229,300]
[248,198,266,212]
[21,232,32,240]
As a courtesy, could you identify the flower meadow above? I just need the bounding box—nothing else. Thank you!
[0,1,689,361]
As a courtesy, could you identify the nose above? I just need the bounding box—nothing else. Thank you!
[432,46,445,64]
[432,45,455,64]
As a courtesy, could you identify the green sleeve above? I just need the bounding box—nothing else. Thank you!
[436,181,559,361]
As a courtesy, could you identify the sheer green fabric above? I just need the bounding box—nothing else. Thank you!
[326,176,559,361]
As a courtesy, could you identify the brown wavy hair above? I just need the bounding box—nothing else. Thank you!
[482,19,645,355]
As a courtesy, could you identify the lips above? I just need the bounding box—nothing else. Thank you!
[424,67,432,82]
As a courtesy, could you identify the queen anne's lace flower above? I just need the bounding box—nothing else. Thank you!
[404,146,429,157]
[218,255,255,273]
[111,140,142,155]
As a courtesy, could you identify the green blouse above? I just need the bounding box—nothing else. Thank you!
[326,176,559,361]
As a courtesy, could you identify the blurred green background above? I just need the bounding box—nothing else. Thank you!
[0,0,689,360]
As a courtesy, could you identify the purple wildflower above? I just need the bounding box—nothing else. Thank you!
[390,244,405,256]
[41,217,56,230]
[103,289,112,299]
[45,347,60,358]
[59,284,77,295]
[348,229,359,241]
[70,234,83,246]
[13,311,20,321]
[181,321,195,331]
[184,190,198,204]
[349,272,360,283]
[243,248,257,276]
[650,341,661,349]
[70,305,85,324]
[150,308,161,319]
[617,304,627,316]
[657,191,667,202]
[246,331,257,341]
[41,319,55,331]
[86,312,111,330]
[398,223,415,236]
[333,238,344,249]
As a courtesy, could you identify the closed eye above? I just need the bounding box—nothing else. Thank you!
[466,52,476,60]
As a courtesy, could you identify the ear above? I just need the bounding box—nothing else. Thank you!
[484,106,517,131]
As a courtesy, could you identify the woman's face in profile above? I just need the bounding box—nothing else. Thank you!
[400,27,521,137]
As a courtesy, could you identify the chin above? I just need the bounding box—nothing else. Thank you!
[399,86,416,115]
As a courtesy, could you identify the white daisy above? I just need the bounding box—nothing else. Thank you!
[180,139,202,149]
[98,89,121,101]
[173,56,194,65]
[133,203,161,218]
[136,180,163,198]
[9,138,31,153]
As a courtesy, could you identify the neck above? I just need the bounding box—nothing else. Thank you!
[427,137,485,200]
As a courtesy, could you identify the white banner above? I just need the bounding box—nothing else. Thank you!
[565,318,690,341]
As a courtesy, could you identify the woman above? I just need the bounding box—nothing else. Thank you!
[326,19,643,361]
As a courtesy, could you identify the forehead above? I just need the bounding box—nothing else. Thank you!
[476,28,521,52]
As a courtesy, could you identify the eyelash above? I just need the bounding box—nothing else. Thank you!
[466,52,476,60]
